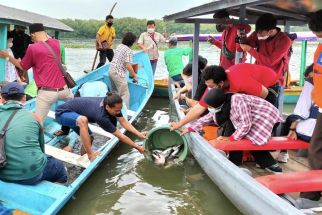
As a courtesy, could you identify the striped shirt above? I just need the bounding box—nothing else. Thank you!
[109,44,133,77]
[189,94,283,145]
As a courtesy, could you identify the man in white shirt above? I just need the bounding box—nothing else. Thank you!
[137,20,166,75]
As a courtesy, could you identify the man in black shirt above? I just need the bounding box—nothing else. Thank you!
[55,93,146,161]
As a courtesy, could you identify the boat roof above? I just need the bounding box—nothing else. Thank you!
[0,4,73,32]
[163,0,322,25]
[176,31,317,42]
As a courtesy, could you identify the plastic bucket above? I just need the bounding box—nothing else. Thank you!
[143,125,188,162]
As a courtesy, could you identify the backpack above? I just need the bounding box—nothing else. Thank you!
[0,110,19,168]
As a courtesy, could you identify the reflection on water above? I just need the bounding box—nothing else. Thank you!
[60,98,241,215]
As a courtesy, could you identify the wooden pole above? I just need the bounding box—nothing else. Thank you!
[0,24,7,82]
[192,21,200,97]
[91,50,99,70]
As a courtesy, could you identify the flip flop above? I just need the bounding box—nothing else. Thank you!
[54,130,69,136]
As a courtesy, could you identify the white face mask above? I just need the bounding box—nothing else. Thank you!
[147,28,155,33]
[7,42,13,48]
[258,35,269,40]
[208,104,223,114]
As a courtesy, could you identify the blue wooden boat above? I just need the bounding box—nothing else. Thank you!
[0,51,154,214]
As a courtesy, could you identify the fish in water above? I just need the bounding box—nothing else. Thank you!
[152,145,182,166]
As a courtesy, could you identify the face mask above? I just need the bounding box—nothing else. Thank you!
[107,22,113,27]
[208,104,224,114]
[207,87,212,91]
[7,42,13,48]
[258,35,269,40]
[147,28,155,33]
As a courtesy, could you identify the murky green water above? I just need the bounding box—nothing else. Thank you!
[60,98,241,215]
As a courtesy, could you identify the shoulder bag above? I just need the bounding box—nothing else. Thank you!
[42,41,77,88]
[0,109,19,168]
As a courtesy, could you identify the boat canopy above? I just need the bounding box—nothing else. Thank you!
[163,0,322,96]
[0,4,73,32]
[0,4,73,81]
[164,0,322,25]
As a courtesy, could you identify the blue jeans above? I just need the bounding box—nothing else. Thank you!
[171,74,185,88]
[7,156,68,185]
[150,60,157,75]
[56,112,92,136]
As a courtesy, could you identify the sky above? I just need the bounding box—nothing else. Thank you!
[0,0,212,20]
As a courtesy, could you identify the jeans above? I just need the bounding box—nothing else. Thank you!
[55,112,92,136]
[97,49,114,69]
[150,60,158,75]
[171,74,185,88]
[7,156,68,185]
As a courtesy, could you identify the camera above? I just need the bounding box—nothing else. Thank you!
[235,28,246,44]
[235,36,246,44]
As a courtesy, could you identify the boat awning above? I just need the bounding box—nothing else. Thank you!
[0,4,73,32]
[163,0,322,25]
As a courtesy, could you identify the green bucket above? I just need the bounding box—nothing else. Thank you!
[143,125,188,162]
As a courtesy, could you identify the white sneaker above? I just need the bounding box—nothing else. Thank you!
[277,152,289,163]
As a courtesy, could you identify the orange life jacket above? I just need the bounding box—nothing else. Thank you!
[312,43,322,108]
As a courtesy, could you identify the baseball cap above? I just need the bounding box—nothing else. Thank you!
[1,82,25,95]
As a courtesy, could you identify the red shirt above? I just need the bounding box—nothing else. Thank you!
[245,30,292,86]
[21,38,66,88]
[199,64,277,108]
[213,24,251,69]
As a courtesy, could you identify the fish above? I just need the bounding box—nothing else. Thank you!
[152,144,182,166]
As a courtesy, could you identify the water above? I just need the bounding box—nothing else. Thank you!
[60,98,241,215]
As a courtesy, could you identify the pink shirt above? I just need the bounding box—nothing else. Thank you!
[21,38,66,88]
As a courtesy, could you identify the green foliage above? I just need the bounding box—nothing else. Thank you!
[60,18,216,39]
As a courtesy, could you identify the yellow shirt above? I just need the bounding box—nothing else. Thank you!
[97,24,116,49]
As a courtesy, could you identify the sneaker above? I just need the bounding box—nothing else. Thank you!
[277,152,289,163]
[296,198,322,209]
[265,163,283,173]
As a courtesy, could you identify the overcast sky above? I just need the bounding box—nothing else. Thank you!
[0,0,212,20]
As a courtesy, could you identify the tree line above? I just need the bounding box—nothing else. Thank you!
[60,18,217,39]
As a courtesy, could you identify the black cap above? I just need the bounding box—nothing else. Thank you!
[255,13,277,32]
[7,31,14,39]
[213,10,230,19]
[29,23,45,33]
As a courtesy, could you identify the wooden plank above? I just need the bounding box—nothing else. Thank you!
[45,144,90,168]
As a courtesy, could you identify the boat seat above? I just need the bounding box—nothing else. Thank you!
[45,144,90,168]
[209,137,308,151]
[256,170,322,194]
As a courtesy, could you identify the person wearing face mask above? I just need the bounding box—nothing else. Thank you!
[137,20,166,75]
[181,88,283,173]
[96,15,116,69]
[207,10,251,69]
[0,23,74,123]
[5,32,21,83]
[240,13,292,111]
[170,63,279,131]
[11,25,32,59]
